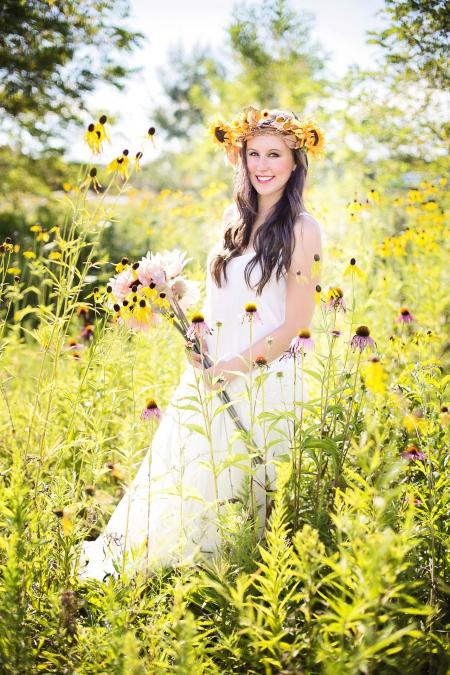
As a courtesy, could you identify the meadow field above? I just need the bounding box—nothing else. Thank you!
[0,144,448,673]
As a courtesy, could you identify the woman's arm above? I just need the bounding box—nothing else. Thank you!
[210,214,322,385]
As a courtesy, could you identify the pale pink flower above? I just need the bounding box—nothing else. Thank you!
[280,329,315,360]
[240,302,263,324]
[161,249,190,279]
[396,307,415,324]
[351,326,376,352]
[136,251,166,287]
[186,313,213,340]
[109,268,137,301]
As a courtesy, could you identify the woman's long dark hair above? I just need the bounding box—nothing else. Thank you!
[210,138,309,295]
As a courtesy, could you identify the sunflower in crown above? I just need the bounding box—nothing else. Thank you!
[209,106,325,164]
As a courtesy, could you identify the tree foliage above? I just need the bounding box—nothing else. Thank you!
[0,0,144,143]
[368,0,450,89]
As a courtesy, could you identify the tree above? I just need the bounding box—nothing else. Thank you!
[152,0,331,141]
[0,0,144,146]
[368,0,450,90]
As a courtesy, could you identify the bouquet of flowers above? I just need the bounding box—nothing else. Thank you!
[106,249,257,454]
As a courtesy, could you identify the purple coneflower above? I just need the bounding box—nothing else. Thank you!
[326,287,346,313]
[240,302,263,324]
[330,329,341,338]
[351,325,376,352]
[396,307,415,324]
[140,398,162,421]
[400,444,425,462]
[280,328,315,360]
[186,313,213,340]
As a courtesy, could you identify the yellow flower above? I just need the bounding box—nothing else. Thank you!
[297,119,325,158]
[295,270,309,285]
[403,409,428,434]
[343,257,366,278]
[362,357,388,395]
[107,150,130,179]
[314,284,324,305]
[147,126,156,147]
[63,182,72,192]
[94,114,110,143]
[134,151,143,171]
[367,188,380,204]
[7,267,20,275]
[311,253,321,279]
[23,250,36,259]
[49,251,62,260]
[84,122,102,155]
[30,224,42,233]
[209,120,233,147]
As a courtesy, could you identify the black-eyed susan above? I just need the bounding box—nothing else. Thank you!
[140,398,162,421]
[186,313,214,340]
[84,122,102,155]
[107,151,130,180]
[7,267,20,275]
[240,302,263,324]
[311,253,321,278]
[81,167,103,193]
[314,285,324,305]
[23,250,36,260]
[439,405,449,426]
[350,325,376,353]
[344,257,365,278]
[135,151,143,171]
[147,126,156,148]
[295,269,308,285]
[94,114,110,145]
[403,408,428,433]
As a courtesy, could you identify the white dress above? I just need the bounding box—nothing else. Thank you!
[78,239,308,581]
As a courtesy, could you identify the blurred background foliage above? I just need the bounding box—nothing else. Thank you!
[0,0,448,274]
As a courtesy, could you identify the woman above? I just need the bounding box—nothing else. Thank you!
[78,106,323,581]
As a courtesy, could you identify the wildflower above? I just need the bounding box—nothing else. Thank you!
[400,444,425,462]
[49,251,62,260]
[351,326,376,352]
[240,302,263,324]
[148,126,156,147]
[135,151,143,171]
[84,122,102,154]
[295,270,308,285]
[311,253,321,278]
[361,356,388,395]
[280,328,315,361]
[186,313,213,340]
[367,188,380,203]
[107,150,130,179]
[344,257,366,278]
[254,355,269,369]
[314,285,324,305]
[106,462,126,480]
[115,256,131,273]
[23,250,36,259]
[81,167,103,193]
[80,324,95,340]
[330,329,341,338]
[439,405,449,426]
[396,307,415,324]
[141,398,162,421]
[76,305,90,319]
[403,408,428,433]
[85,485,96,496]
[7,267,20,275]
[30,224,42,233]
[94,115,110,144]
[326,287,346,312]
[66,338,82,351]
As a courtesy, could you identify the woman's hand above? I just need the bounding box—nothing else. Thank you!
[185,343,231,391]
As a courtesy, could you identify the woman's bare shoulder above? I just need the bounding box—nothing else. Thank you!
[294,212,322,239]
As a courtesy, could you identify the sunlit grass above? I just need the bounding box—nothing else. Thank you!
[0,118,448,673]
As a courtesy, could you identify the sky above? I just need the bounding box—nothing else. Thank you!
[71,0,387,159]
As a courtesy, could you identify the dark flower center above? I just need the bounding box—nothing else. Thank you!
[356,325,370,337]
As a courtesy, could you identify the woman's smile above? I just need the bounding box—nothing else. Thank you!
[256,175,275,184]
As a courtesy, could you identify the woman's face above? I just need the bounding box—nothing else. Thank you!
[245,133,296,200]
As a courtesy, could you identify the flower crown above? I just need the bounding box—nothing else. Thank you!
[209,105,325,165]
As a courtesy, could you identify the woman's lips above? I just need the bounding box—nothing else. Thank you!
[255,175,275,184]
